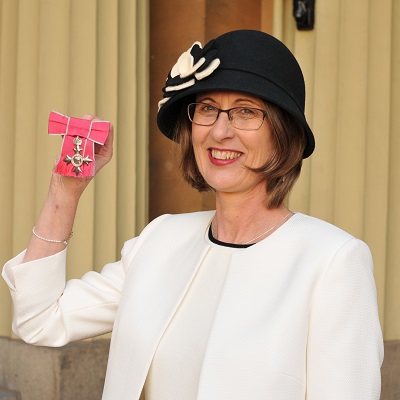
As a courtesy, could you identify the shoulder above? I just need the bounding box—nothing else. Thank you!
[279,213,372,267]
[124,210,214,249]
[142,210,215,235]
[289,213,359,244]
[120,211,214,270]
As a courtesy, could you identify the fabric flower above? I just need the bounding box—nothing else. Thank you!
[158,40,220,110]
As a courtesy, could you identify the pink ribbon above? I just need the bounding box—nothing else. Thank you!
[48,111,110,177]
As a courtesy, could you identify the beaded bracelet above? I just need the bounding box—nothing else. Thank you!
[32,226,73,246]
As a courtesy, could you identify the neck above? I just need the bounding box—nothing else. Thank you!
[212,189,290,245]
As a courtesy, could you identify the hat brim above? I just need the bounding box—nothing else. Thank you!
[157,68,315,159]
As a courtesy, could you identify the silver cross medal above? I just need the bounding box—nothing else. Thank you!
[63,136,93,176]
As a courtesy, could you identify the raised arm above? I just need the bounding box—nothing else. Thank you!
[24,114,114,262]
[2,115,122,345]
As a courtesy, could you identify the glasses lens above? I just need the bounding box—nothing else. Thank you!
[231,108,265,130]
[187,103,265,130]
[188,103,218,126]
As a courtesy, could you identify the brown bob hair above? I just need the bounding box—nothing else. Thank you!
[173,100,307,209]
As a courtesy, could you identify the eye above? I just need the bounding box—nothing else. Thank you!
[236,107,257,118]
[198,103,216,111]
[197,103,217,115]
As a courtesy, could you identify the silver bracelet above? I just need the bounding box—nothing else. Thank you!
[32,226,73,246]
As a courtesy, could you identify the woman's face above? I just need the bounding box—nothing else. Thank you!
[191,91,274,196]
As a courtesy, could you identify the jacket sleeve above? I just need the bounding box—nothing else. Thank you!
[306,238,384,399]
[1,237,138,347]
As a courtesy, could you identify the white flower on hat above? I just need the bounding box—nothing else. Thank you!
[170,42,205,79]
[158,40,220,110]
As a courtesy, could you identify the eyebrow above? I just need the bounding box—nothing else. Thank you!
[197,96,262,107]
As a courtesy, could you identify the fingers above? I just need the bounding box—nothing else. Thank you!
[82,114,96,121]
[82,114,105,123]
[81,113,114,153]
[105,126,114,145]
[82,114,114,134]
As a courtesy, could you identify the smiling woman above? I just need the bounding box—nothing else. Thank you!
[2,30,383,400]
[190,92,275,201]
[178,93,306,209]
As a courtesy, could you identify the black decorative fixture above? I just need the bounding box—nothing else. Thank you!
[293,0,315,30]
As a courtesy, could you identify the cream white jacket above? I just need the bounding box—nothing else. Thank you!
[2,211,384,399]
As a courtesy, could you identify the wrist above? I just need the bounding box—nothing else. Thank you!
[49,172,91,200]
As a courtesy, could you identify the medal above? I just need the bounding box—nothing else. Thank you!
[48,111,110,178]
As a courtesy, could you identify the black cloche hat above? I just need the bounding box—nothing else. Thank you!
[157,30,315,158]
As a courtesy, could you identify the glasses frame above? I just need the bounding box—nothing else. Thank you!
[187,102,268,131]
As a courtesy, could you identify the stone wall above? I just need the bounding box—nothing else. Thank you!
[0,338,109,400]
[381,340,400,399]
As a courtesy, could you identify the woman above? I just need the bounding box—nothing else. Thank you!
[2,30,383,399]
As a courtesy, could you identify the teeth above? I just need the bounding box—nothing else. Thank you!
[211,149,241,160]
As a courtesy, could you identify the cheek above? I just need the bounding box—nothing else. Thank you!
[258,127,275,160]
[246,134,273,163]
[192,146,203,169]
[191,134,201,159]
[191,127,208,158]
[190,140,205,175]
[262,139,274,159]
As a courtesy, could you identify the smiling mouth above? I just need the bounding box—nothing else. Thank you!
[210,149,242,160]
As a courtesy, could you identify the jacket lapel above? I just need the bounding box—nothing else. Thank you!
[102,211,214,400]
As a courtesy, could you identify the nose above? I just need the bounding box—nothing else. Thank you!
[209,110,235,141]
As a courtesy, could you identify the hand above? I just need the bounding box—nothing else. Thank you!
[82,114,114,175]
[51,114,114,198]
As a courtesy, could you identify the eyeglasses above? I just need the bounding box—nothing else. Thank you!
[187,102,267,131]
